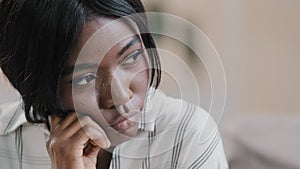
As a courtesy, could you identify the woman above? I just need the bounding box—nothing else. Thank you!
[0,0,228,168]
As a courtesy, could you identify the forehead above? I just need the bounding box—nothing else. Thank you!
[68,17,140,66]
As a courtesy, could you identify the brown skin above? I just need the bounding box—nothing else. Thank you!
[46,17,149,169]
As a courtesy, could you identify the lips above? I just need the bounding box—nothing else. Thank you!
[98,99,144,146]
[111,114,138,132]
[96,99,142,136]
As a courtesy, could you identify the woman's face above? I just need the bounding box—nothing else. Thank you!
[58,17,149,145]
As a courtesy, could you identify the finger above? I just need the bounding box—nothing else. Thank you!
[78,116,111,148]
[59,112,78,130]
[83,142,101,158]
[67,115,111,148]
[49,113,78,137]
[85,126,111,148]
[55,115,93,139]
[52,115,111,148]
[49,115,61,131]
[72,126,111,149]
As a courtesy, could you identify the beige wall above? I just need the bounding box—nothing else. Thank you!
[144,0,300,118]
[144,1,300,166]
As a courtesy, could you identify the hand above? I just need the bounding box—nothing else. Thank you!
[46,113,111,169]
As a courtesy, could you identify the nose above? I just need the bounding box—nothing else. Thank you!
[99,71,133,109]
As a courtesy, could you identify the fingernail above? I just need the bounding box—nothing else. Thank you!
[98,137,111,148]
[103,138,111,148]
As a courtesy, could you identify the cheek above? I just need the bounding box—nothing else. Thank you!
[130,68,149,98]
[58,86,74,110]
[59,85,101,116]
[130,56,150,92]
[73,91,97,112]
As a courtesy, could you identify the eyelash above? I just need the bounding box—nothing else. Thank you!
[120,49,145,66]
[69,49,145,87]
[71,73,96,87]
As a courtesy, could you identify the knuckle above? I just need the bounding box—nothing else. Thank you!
[82,125,92,135]
[79,115,90,125]
[83,126,101,140]
[46,140,51,152]
[47,136,61,150]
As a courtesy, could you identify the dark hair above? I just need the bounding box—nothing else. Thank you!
[0,0,161,123]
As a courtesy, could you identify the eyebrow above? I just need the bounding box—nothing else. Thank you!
[118,36,141,56]
[62,36,141,77]
[62,63,98,77]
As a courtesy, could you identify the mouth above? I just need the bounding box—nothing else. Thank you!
[110,111,139,132]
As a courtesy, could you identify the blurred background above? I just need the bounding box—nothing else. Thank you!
[143,0,300,169]
[1,0,299,168]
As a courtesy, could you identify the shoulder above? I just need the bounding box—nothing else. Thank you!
[146,91,228,168]
[151,90,216,142]
[148,90,223,151]
[0,100,26,135]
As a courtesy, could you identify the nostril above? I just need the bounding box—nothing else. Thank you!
[99,99,115,109]
[110,105,116,109]
[128,89,134,99]
[114,99,139,117]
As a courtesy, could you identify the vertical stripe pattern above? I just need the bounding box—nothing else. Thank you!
[188,132,221,169]
[142,123,156,169]
[15,125,23,169]
[111,146,121,169]
[170,103,195,169]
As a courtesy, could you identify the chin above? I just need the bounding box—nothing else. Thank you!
[105,122,139,146]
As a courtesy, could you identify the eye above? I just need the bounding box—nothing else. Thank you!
[121,49,145,66]
[72,74,96,87]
